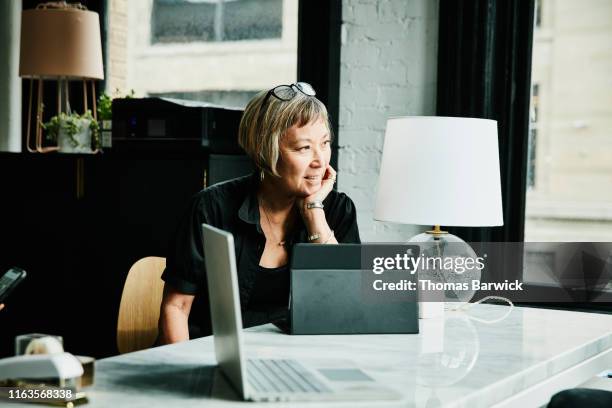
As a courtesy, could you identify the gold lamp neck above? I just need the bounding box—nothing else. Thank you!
[426,225,448,235]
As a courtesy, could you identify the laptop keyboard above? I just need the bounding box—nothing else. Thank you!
[247,359,332,394]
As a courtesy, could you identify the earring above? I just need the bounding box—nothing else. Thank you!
[259,169,265,181]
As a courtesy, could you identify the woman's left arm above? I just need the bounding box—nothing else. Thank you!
[298,165,337,244]
[301,207,338,244]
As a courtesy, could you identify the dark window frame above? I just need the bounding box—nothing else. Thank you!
[436,0,611,314]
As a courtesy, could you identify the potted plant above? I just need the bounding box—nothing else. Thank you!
[97,92,113,148]
[96,89,135,149]
[43,110,100,154]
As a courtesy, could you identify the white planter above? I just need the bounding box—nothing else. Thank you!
[57,118,93,154]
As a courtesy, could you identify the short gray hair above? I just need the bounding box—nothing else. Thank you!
[238,87,331,177]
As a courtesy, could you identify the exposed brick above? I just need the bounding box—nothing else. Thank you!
[341,40,381,62]
[339,84,380,105]
[377,0,431,21]
[347,63,409,88]
[348,21,414,42]
[342,4,355,21]
[379,37,421,61]
[352,3,378,26]
[377,0,410,22]
[337,129,383,149]
[375,85,414,110]
[339,0,438,241]
[105,0,128,94]
[354,106,390,126]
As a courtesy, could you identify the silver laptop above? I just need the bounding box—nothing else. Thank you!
[202,223,401,402]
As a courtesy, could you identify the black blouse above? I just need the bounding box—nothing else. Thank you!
[161,172,361,338]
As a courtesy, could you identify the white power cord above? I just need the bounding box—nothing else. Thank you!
[448,296,514,324]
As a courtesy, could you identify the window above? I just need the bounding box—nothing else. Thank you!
[105,0,297,109]
[535,0,542,28]
[527,83,539,189]
[151,0,283,43]
[524,0,612,242]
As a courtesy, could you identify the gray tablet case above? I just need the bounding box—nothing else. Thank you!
[289,244,419,335]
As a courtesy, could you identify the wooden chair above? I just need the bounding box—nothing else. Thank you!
[117,256,166,354]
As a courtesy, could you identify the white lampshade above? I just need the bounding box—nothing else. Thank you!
[374,116,504,227]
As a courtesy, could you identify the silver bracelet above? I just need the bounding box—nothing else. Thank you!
[322,230,335,244]
[307,233,321,242]
[306,201,324,210]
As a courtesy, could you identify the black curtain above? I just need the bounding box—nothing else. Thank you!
[436,0,535,242]
[297,0,341,173]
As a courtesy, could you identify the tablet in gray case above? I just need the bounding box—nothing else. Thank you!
[289,244,419,335]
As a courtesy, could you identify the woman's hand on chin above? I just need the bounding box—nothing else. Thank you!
[297,165,337,216]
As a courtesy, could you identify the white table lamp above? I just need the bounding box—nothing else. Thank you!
[374,116,504,317]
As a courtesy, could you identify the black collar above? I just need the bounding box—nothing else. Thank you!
[238,172,263,233]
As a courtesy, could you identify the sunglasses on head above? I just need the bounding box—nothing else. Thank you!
[262,82,316,106]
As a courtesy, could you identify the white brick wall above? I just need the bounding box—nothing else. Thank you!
[338,0,439,242]
[106,0,128,93]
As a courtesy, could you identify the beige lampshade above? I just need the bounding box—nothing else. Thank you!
[19,6,104,79]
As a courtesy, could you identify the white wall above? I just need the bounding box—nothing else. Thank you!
[0,0,22,152]
[338,0,439,241]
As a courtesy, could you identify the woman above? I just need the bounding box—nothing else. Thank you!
[158,82,360,343]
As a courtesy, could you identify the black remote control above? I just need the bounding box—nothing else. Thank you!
[0,267,27,303]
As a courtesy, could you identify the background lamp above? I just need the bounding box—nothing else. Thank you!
[374,117,504,314]
[19,1,104,153]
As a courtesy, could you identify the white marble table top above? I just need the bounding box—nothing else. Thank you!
[5,305,612,407]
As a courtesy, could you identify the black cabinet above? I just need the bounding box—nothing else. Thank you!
[0,152,246,358]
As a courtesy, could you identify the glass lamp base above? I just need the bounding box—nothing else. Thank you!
[408,231,480,318]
